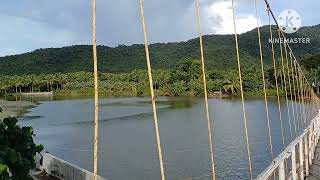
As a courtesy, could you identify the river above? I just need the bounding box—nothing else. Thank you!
[17,97,305,180]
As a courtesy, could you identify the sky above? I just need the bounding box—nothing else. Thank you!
[0,0,319,56]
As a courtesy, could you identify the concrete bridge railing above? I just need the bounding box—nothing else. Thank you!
[256,111,320,180]
[38,153,106,180]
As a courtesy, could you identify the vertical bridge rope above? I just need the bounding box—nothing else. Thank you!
[267,9,285,146]
[92,0,99,179]
[284,44,298,136]
[254,0,273,157]
[195,1,216,179]
[278,30,293,138]
[139,0,166,179]
[300,72,307,127]
[289,52,300,133]
[89,0,320,179]
[231,0,253,179]
[293,60,304,130]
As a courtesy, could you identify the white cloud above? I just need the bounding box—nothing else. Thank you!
[0,0,317,56]
[203,1,258,34]
[0,15,75,56]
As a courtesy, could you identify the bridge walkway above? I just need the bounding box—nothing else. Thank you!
[307,141,320,180]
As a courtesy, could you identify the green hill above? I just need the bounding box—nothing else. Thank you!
[301,54,320,70]
[0,25,319,75]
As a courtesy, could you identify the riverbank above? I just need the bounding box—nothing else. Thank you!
[53,88,284,98]
[21,92,53,97]
[0,99,36,120]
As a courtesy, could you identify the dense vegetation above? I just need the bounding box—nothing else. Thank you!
[0,117,43,180]
[301,54,320,70]
[0,25,319,75]
[1,58,313,97]
[0,25,319,97]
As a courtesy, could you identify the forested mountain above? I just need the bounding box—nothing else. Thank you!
[301,54,320,70]
[0,25,319,75]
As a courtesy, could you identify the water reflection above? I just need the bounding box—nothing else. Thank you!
[16,97,312,180]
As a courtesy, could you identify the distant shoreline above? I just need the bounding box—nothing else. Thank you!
[21,92,53,97]
[0,99,36,120]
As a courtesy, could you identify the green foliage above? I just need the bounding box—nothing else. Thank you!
[0,25,319,76]
[0,118,43,180]
[170,81,186,96]
[0,55,317,97]
[301,54,320,70]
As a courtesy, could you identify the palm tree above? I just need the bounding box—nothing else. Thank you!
[223,72,240,94]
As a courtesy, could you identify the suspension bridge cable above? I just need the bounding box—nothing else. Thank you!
[139,1,166,179]
[299,70,307,128]
[298,65,306,128]
[279,63,284,92]
[305,85,310,123]
[303,77,309,124]
[264,0,319,98]
[284,43,297,136]
[289,52,300,133]
[295,61,304,130]
[195,1,216,179]
[263,0,319,120]
[296,61,316,126]
[278,30,293,138]
[267,9,285,146]
[293,60,304,132]
[303,75,308,127]
[92,0,100,179]
[254,0,273,157]
[231,0,253,178]
[279,46,316,126]
[309,88,314,121]
[306,86,312,123]
[293,64,310,126]
[306,87,311,124]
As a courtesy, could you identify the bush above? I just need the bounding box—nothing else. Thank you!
[0,117,43,180]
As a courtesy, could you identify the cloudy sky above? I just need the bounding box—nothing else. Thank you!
[0,0,318,56]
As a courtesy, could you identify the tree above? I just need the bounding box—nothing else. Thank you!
[170,81,186,96]
[0,118,43,180]
[170,59,201,84]
[223,72,240,94]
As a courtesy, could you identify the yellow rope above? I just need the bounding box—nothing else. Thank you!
[306,86,312,124]
[278,31,293,138]
[306,86,311,124]
[255,0,273,157]
[305,85,310,123]
[293,60,304,131]
[309,88,314,121]
[284,44,297,136]
[231,1,253,178]
[281,42,318,127]
[279,65,284,92]
[289,53,300,133]
[300,65,312,123]
[139,1,166,179]
[92,0,99,179]
[302,77,308,125]
[195,1,216,179]
[268,10,285,145]
[264,0,320,128]
[299,70,307,128]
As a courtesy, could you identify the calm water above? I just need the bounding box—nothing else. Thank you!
[17,97,308,179]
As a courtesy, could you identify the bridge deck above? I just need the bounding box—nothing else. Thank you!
[307,140,320,180]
